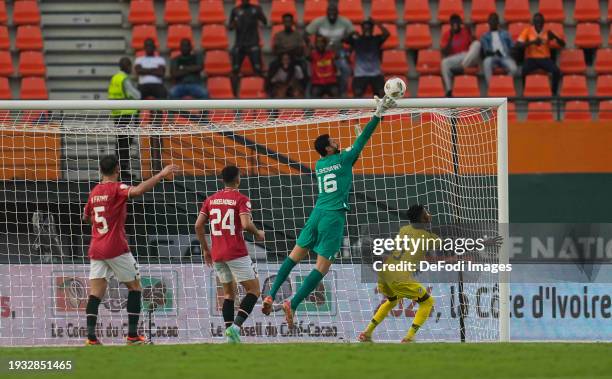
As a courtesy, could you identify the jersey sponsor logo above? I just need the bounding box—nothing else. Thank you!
[246,201,252,209]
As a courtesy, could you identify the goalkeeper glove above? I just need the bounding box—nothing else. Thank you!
[374,95,397,118]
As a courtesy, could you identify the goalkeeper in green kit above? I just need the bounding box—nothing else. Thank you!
[262,95,397,326]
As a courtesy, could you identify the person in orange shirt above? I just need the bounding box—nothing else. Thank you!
[516,12,565,95]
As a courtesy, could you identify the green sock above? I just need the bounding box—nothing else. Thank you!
[290,269,324,311]
[268,257,297,299]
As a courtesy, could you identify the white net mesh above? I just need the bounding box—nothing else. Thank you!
[0,102,505,345]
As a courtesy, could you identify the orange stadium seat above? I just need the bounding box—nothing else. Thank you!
[131,25,158,50]
[18,51,46,76]
[538,0,564,22]
[438,0,464,22]
[338,0,364,23]
[404,0,431,23]
[201,24,228,50]
[527,101,554,121]
[204,50,231,75]
[546,23,565,42]
[15,25,44,50]
[207,77,234,98]
[559,49,586,74]
[13,1,41,26]
[239,77,265,98]
[574,23,601,49]
[471,0,497,23]
[0,26,8,50]
[20,77,48,100]
[595,49,612,74]
[0,77,11,99]
[508,22,529,40]
[128,0,156,25]
[0,51,13,77]
[453,75,480,97]
[507,102,517,121]
[164,0,192,24]
[370,0,398,23]
[0,2,7,25]
[564,101,591,121]
[487,75,516,97]
[474,23,489,40]
[598,101,612,121]
[504,0,530,23]
[596,75,612,96]
[573,0,601,22]
[524,74,551,96]
[270,0,297,24]
[167,24,193,50]
[404,24,432,50]
[381,50,409,75]
[381,24,399,50]
[416,49,441,74]
[303,0,327,23]
[609,6,612,23]
[417,75,445,97]
[234,0,259,5]
[199,0,226,24]
[560,75,588,97]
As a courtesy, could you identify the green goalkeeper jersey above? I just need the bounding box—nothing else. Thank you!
[314,115,381,211]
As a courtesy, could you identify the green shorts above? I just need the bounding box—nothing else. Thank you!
[296,208,346,261]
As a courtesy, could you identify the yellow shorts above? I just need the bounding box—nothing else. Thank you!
[377,279,427,301]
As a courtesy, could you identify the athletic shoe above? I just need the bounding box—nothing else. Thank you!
[85,338,102,346]
[400,336,414,344]
[282,300,294,328]
[126,335,146,345]
[261,296,273,315]
[225,324,241,344]
[358,332,372,342]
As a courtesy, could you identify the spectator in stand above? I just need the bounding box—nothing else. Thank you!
[170,39,208,100]
[266,52,305,98]
[134,38,166,173]
[440,14,481,96]
[309,35,338,98]
[229,0,267,91]
[273,13,305,61]
[107,57,141,183]
[480,13,518,86]
[305,3,354,97]
[516,12,565,96]
[345,19,389,98]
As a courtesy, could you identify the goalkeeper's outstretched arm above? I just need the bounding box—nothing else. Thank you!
[345,96,396,164]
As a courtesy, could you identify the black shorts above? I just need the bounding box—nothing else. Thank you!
[352,75,385,97]
[139,83,167,99]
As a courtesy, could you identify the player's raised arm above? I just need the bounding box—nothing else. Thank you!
[128,164,179,198]
[344,95,396,164]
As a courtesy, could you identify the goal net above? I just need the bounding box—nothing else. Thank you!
[0,99,508,345]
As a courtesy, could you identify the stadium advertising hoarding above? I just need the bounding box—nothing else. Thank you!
[0,264,610,345]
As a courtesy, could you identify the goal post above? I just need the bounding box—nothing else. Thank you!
[0,98,509,345]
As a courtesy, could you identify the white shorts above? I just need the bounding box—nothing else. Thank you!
[89,253,140,283]
[213,255,257,284]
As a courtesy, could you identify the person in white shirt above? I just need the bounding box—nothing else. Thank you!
[480,13,517,86]
[134,38,167,173]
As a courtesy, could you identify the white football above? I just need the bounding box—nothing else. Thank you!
[384,77,407,98]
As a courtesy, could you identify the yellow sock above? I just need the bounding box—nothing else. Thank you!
[405,296,435,341]
[365,299,398,335]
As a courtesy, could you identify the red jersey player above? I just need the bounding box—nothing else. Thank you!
[195,165,264,343]
[82,155,178,345]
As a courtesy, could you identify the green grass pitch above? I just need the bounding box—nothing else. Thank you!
[1,343,611,379]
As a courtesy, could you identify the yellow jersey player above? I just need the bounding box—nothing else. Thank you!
[359,204,437,343]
